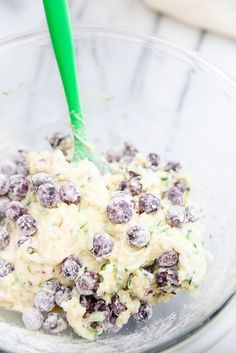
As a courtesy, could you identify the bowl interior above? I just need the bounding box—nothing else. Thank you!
[0,28,235,353]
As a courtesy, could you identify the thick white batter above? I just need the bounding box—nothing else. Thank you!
[0,144,210,340]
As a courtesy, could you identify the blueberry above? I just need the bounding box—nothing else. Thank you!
[43,312,67,333]
[166,206,186,227]
[156,269,179,287]
[122,143,138,157]
[156,250,179,267]
[165,162,181,172]
[17,235,31,247]
[147,153,160,167]
[185,206,199,222]
[22,308,43,330]
[106,143,137,164]
[34,291,55,312]
[92,233,114,258]
[94,298,109,315]
[133,302,153,322]
[119,181,128,191]
[8,174,29,201]
[108,295,127,324]
[0,174,9,195]
[107,195,134,224]
[55,285,72,307]
[31,173,55,191]
[0,227,10,250]
[60,183,81,204]
[0,160,17,177]
[16,214,37,236]
[119,143,139,167]
[80,295,97,314]
[44,279,61,294]
[167,186,184,206]
[127,225,150,248]
[139,193,160,214]
[38,183,60,208]
[48,132,70,149]
[0,196,10,220]
[106,149,122,163]
[14,150,28,176]
[0,260,14,277]
[80,295,109,315]
[76,271,99,295]
[110,295,127,316]
[60,256,81,280]
[6,201,27,221]
[174,180,187,192]
[128,176,143,196]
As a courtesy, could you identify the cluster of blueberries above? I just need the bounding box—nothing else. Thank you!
[22,248,181,333]
[0,137,200,337]
[0,153,82,280]
[106,142,199,229]
[22,254,153,333]
[146,250,180,289]
[21,248,181,333]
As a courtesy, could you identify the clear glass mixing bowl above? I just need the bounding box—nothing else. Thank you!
[0,27,236,353]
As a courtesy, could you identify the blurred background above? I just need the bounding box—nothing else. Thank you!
[0,1,235,352]
[1,0,236,80]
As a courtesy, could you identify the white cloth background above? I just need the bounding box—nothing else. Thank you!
[145,0,236,39]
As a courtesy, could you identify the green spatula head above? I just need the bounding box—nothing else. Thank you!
[43,0,98,163]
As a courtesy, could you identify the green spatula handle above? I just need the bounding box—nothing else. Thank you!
[43,0,89,159]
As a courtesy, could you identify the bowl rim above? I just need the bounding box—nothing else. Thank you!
[0,24,236,92]
[0,25,235,353]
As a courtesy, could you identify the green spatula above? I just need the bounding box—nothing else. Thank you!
[43,0,97,163]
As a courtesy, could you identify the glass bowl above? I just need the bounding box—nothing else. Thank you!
[0,27,236,353]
